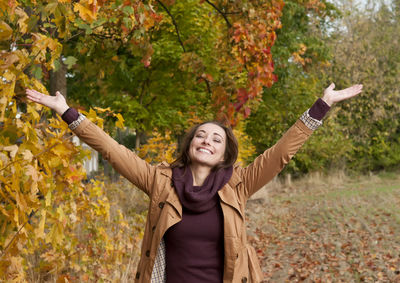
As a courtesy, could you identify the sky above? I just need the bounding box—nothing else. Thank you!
[353,0,393,10]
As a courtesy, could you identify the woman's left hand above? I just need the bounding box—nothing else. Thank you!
[322,83,363,106]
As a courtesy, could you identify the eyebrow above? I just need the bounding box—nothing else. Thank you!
[197,130,224,140]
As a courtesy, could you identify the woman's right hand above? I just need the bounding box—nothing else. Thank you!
[26,89,70,116]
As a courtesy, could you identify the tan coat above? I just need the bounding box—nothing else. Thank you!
[73,118,313,283]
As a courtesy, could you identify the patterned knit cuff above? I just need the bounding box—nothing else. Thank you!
[61,108,79,124]
[300,110,323,131]
[308,98,330,120]
[68,114,86,130]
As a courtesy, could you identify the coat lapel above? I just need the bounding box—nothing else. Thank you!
[159,165,182,218]
[218,170,244,219]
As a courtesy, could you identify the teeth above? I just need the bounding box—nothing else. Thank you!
[198,148,212,154]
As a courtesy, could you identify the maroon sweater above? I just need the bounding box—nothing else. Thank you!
[165,166,232,283]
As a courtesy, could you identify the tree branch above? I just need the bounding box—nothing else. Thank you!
[0,209,38,259]
[155,0,186,52]
[204,0,232,28]
[199,77,212,95]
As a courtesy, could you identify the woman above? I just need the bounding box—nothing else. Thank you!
[26,83,362,283]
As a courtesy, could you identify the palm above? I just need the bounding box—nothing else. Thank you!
[322,83,363,106]
[26,89,69,115]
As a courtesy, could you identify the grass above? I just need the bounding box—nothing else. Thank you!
[247,171,400,283]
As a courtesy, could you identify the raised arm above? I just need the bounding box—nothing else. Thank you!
[239,83,363,198]
[26,89,156,195]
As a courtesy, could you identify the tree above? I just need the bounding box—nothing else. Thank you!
[0,1,150,280]
[327,0,400,171]
[245,0,345,175]
[66,0,286,141]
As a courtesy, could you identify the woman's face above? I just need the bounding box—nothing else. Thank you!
[189,123,227,168]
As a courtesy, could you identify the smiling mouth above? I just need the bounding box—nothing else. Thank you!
[198,148,213,154]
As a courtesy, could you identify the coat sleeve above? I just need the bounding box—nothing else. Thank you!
[72,118,155,196]
[239,119,313,198]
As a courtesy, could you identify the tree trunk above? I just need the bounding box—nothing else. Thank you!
[50,58,67,98]
[135,130,142,149]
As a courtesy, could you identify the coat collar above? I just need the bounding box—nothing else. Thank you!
[158,163,182,217]
[159,162,172,178]
[158,163,242,185]
[158,163,244,218]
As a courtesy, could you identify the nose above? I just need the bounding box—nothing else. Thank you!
[201,136,211,145]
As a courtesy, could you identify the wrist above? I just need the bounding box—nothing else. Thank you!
[55,104,70,116]
[321,96,333,107]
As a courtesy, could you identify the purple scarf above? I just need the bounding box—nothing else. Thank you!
[172,166,233,213]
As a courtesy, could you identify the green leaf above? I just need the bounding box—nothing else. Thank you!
[123,6,134,15]
[64,56,77,69]
[44,2,58,13]
[53,59,61,71]
[31,66,43,80]
[122,17,132,29]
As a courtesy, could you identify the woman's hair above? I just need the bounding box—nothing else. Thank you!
[170,121,238,170]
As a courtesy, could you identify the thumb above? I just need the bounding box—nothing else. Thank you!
[328,82,335,90]
[55,91,65,99]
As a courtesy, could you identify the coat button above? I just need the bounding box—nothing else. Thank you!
[136,272,140,279]
[152,226,156,232]
[242,277,247,283]
[146,250,150,257]
[170,182,174,187]
[159,202,165,209]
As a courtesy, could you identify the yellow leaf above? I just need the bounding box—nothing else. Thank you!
[113,113,125,129]
[51,143,70,157]
[27,104,40,121]
[0,96,7,122]
[3,145,19,159]
[37,210,46,239]
[13,208,19,224]
[0,52,19,69]
[15,192,28,211]
[0,204,10,217]
[22,149,33,162]
[93,106,111,113]
[45,190,52,207]
[0,21,12,41]
[15,8,29,34]
[73,3,96,22]
[31,78,49,95]
[49,156,62,167]
[25,164,39,182]
[57,206,67,226]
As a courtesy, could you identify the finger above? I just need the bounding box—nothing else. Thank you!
[26,89,43,98]
[337,85,363,101]
[328,82,335,90]
[26,91,41,100]
[26,90,45,103]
